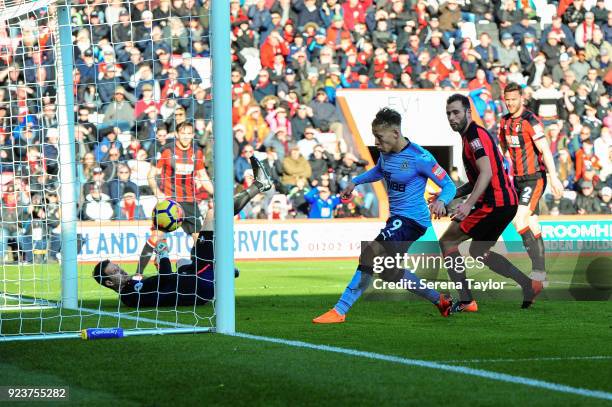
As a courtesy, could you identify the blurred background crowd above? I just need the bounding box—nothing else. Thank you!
[0,0,610,262]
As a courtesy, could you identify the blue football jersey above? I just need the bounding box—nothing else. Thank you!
[352,141,456,227]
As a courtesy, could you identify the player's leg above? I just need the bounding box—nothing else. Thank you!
[314,216,451,323]
[234,156,273,214]
[186,176,272,274]
[528,213,546,284]
[469,206,539,308]
[514,177,546,285]
[528,177,547,286]
[439,220,474,310]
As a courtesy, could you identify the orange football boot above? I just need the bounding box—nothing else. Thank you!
[451,300,478,313]
[312,308,346,324]
[436,294,453,317]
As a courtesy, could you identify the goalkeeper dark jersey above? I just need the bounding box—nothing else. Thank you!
[119,258,214,307]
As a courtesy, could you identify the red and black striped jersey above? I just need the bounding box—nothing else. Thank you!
[157,142,205,203]
[498,110,546,177]
[462,122,518,207]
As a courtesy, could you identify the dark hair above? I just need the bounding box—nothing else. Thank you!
[93,260,111,286]
[372,107,402,127]
[504,82,522,94]
[446,94,470,110]
[177,121,194,132]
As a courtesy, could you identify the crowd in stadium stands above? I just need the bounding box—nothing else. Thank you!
[0,0,611,262]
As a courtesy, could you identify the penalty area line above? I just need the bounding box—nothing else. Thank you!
[231,332,612,402]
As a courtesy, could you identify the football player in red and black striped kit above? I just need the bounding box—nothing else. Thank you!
[499,83,565,291]
[138,121,215,274]
[439,94,539,312]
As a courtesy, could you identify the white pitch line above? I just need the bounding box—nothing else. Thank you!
[442,356,612,363]
[231,332,612,402]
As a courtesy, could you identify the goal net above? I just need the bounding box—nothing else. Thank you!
[0,0,234,341]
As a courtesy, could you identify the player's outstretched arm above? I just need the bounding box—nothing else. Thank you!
[351,157,384,186]
[534,137,564,196]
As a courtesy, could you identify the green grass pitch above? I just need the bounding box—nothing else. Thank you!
[0,259,610,406]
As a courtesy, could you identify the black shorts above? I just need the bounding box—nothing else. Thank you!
[459,204,517,241]
[514,172,546,215]
[179,201,203,235]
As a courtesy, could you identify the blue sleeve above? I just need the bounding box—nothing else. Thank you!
[304,187,319,203]
[352,158,384,185]
[417,153,457,205]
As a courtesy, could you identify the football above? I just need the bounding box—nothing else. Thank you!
[152,199,184,232]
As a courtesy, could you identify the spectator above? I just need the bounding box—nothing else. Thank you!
[134,84,159,118]
[304,185,341,218]
[127,148,153,196]
[135,105,164,149]
[438,0,462,43]
[552,53,573,84]
[234,145,255,184]
[297,127,319,159]
[295,0,324,29]
[287,176,310,217]
[575,140,602,182]
[281,146,312,190]
[309,88,342,137]
[575,11,598,49]
[267,194,290,220]
[94,127,123,163]
[252,69,277,103]
[474,33,499,71]
[547,187,576,215]
[186,86,213,122]
[102,86,135,131]
[291,104,316,140]
[583,104,603,139]
[570,50,590,81]
[598,186,612,214]
[541,15,576,49]
[575,180,602,214]
[116,187,147,220]
[533,74,564,123]
[147,125,173,163]
[240,105,270,149]
[107,163,139,214]
[102,146,123,181]
[81,184,114,221]
[582,68,606,102]
[335,152,367,189]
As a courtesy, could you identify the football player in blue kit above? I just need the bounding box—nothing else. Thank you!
[313,108,457,323]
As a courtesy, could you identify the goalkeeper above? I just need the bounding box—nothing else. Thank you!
[92,157,272,307]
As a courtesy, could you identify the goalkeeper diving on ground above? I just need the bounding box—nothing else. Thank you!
[92,157,273,307]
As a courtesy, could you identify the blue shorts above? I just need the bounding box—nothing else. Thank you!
[375,215,426,243]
